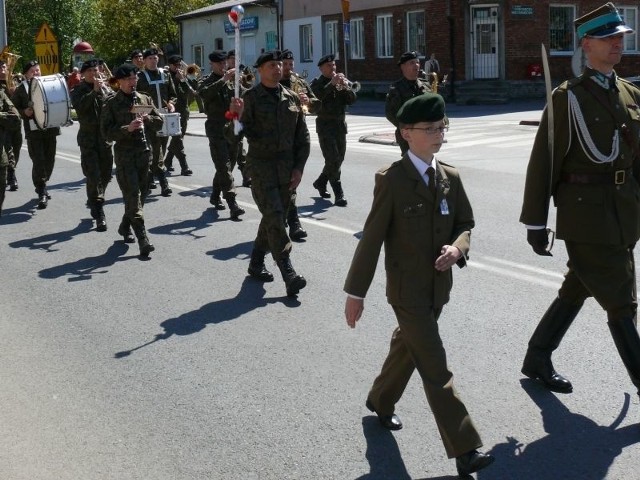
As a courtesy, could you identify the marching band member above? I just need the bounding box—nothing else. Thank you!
[0,88,20,216]
[164,54,194,176]
[0,59,22,192]
[225,49,250,188]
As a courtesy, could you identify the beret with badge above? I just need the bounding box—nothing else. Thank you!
[396,92,446,125]
[397,51,419,66]
[22,59,39,74]
[575,2,633,38]
[317,54,335,67]
[143,48,159,59]
[113,63,139,79]
[168,54,182,65]
[80,59,99,73]
[281,49,294,60]
[208,51,227,63]
[254,50,282,68]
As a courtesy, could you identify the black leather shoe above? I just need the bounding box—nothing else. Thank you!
[312,179,331,198]
[366,398,402,431]
[521,351,573,393]
[456,450,494,476]
[181,168,193,176]
[289,223,308,241]
[37,194,48,209]
[334,196,348,207]
[96,219,107,232]
[161,187,173,197]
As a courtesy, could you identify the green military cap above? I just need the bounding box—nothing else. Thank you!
[113,63,139,79]
[80,59,99,73]
[317,54,335,67]
[397,51,419,66]
[575,2,633,38]
[397,93,445,124]
[254,50,282,68]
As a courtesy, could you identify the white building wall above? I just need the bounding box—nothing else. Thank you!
[282,16,322,80]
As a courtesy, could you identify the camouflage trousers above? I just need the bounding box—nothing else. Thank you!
[79,143,113,205]
[114,150,151,231]
[147,130,168,177]
[207,132,235,195]
[317,129,347,182]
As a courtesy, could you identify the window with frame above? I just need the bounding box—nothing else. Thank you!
[407,10,426,56]
[325,20,339,56]
[376,14,393,58]
[351,18,364,59]
[192,44,204,68]
[549,5,575,53]
[620,6,638,51]
[300,24,313,62]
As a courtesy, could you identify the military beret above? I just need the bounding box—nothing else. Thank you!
[397,93,446,125]
[113,63,139,79]
[397,51,419,66]
[227,49,235,58]
[22,60,39,74]
[143,48,159,58]
[208,51,227,63]
[575,2,633,38]
[317,54,335,67]
[80,59,99,73]
[168,54,182,65]
[281,49,294,60]
[254,50,282,68]
[130,49,143,58]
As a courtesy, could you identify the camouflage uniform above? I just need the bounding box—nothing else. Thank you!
[165,68,196,175]
[70,79,114,229]
[310,74,356,204]
[240,82,310,294]
[0,79,22,191]
[385,77,431,154]
[0,90,20,215]
[12,79,60,207]
[136,68,177,195]
[101,90,163,253]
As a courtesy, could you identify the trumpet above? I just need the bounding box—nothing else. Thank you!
[291,72,309,113]
[334,73,361,92]
[95,73,115,96]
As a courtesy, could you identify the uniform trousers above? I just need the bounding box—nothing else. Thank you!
[316,119,347,182]
[368,304,482,458]
[147,130,167,177]
[114,150,150,231]
[79,142,113,205]
[27,133,56,191]
[205,120,235,195]
[167,110,188,159]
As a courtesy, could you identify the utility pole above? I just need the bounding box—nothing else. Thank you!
[0,0,7,47]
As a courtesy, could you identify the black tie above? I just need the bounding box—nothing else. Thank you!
[427,167,436,195]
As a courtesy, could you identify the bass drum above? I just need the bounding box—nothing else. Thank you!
[30,73,73,129]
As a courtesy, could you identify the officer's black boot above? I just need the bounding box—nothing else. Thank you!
[608,314,640,397]
[287,205,307,241]
[521,297,582,393]
[225,192,245,220]
[36,185,48,209]
[95,201,107,232]
[164,152,175,172]
[118,217,136,243]
[248,248,274,282]
[209,187,225,210]
[133,223,155,258]
[312,173,331,198]
[330,180,348,207]
[158,171,172,197]
[7,167,17,191]
[178,154,192,176]
[277,255,307,297]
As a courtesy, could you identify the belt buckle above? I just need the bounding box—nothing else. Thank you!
[615,170,625,185]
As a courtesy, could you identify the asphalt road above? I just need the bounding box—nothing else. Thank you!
[0,98,638,480]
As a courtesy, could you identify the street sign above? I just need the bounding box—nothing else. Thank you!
[34,22,59,74]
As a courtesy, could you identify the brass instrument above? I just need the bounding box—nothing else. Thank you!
[0,50,21,93]
[430,72,439,93]
[240,66,255,88]
[149,42,164,56]
[291,71,309,113]
[183,62,202,81]
[334,73,361,92]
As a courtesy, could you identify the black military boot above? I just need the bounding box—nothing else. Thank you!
[36,185,48,209]
[277,255,307,297]
[521,297,582,393]
[164,152,175,172]
[312,173,331,198]
[225,193,245,220]
[248,249,274,282]
[287,205,307,241]
[118,219,136,243]
[608,315,640,396]
[148,170,157,189]
[330,180,348,207]
[133,224,155,258]
[158,171,172,197]
[209,187,225,210]
[95,202,107,232]
[239,165,251,187]
[7,167,17,191]
[178,154,192,176]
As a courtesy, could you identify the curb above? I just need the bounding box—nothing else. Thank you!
[519,120,540,126]
[359,134,396,146]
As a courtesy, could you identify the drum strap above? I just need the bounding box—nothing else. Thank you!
[143,70,166,110]
[23,79,37,132]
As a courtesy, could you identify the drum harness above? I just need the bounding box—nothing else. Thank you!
[142,69,168,113]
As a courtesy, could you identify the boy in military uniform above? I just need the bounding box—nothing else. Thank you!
[164,54,194,177]
[520,2,640,398]
[344,93,494,477]
[0,88,20,216]
[385,51,432,154]
[101,64,163,258]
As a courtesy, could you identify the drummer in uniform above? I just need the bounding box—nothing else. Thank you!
[11,60,60,209]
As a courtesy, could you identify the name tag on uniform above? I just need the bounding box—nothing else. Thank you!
[440,199,449,215]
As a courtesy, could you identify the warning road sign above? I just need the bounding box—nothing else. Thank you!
[35,22,59,75]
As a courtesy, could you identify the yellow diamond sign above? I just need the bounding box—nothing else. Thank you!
[35,22,59,75]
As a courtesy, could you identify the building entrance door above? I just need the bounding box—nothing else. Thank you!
[471,5,499,79]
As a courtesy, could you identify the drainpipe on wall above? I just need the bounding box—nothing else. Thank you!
[446,0,456,103]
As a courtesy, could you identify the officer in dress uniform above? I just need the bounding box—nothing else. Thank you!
[310,54,356,207]
[520,2,640,398]
[385,51,432,155]
[164,54,194,176]
[135,47,176,197]
[70,59,115,232]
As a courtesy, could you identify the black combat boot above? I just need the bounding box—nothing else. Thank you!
[248,249,274,282]
[158,171,172,197]
[7,167,17,191]
[118,219,136,243]
[239,165,251,187]
[330,180,348,207]
[287,205,307,241]
[608,314,640,397]
[178,154,192,176]
[148,170,157,189]
[95,201,107,232]
[521,297,582,393]
[164,152,175,172]
[225,193,245,220]
[36,185,48,209]
[312,173,331,198]
[277,255,307,297]
[209,187,225,210]
[133,224,155,258]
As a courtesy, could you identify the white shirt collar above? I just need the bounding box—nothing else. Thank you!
[407,150,437,178]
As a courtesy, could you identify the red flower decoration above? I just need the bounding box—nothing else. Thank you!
[225,110,238,121]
